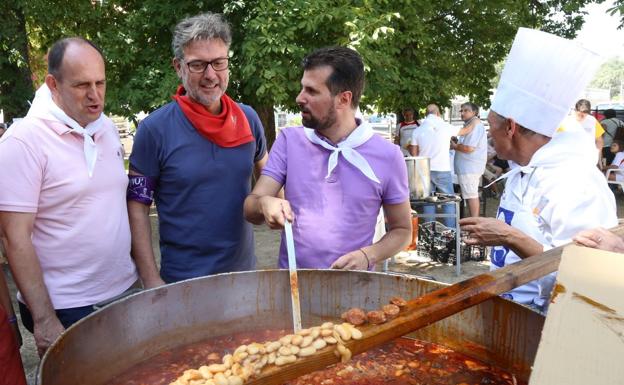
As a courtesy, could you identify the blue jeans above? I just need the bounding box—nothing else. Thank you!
[422,171,456,227]
[19,301,96,333]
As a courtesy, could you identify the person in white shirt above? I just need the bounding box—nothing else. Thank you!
[601,109,624,165]
[411,104,462,226]
[605,140,624,181]
[394,107,419,156]
[573,99,605,165]
[459,28,616,313]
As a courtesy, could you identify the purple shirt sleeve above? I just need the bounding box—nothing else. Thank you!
[382,145,410,204]
[261,130,288,185]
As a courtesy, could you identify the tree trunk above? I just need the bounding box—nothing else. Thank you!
[255,104,276,150]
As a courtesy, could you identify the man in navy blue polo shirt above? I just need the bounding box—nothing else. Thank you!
[127,12,267,286]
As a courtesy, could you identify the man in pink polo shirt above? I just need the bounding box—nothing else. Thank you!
[244,47,412,270]
[0,37,137,355]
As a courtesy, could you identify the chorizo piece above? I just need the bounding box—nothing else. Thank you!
[382,304,400,320]
[389,296,407,307]
[366,310,387,325]
[344,308,367,326]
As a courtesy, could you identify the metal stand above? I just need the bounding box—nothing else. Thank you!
[382,195,462,276]
[411,200,461,276]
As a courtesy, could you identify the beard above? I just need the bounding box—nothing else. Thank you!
[181,73,228,108]
[301,104,337,132]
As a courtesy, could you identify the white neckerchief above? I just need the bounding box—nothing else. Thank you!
[27,84,106,177]
[303,120,380,184]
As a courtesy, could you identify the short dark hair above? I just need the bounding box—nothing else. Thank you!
[612,140,624,151]
[461,102,479,115]
[604,109,617,119]
[302,46,364,109]
[48,37,104,81]
[575,99,591,113]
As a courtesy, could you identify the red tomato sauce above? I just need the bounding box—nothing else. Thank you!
[106,329,523,385]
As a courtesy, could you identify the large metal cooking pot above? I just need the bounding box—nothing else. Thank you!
[405,156,431,199]
[38,270,544,384]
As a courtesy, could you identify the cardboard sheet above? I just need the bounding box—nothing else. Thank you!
[530,245,624,385]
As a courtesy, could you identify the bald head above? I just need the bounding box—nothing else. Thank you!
[45,37,107,127]
[426,104,440,116]
[48,37,104,81]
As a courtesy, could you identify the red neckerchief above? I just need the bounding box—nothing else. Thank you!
[172,85,253,147]
[401,120,418,127]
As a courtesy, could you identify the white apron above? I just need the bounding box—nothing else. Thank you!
[490,167,555,309]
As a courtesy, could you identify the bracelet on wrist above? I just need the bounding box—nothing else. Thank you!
[359,248,371,270]
[7,315,17,324]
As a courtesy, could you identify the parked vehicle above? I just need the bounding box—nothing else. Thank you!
[593,103,624,122]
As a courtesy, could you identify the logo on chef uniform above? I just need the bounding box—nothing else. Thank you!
[491,207,515,267]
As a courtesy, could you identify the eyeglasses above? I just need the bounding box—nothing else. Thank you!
[184,58,229,73]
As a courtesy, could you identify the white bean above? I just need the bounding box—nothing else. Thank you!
[222,354,233,368]
[278,346,292,356]
[291,334,303,346]
[323,336,338,344]
[321,328,333,337]
[233,351,248,362]
[268,351,276,364]
[239,366,252,381]
[336,344,352,363]
[312,338,327,350]
[214,372,228,385]
[297,346,317,357]
[349,326,363,340]
[247,344,260,355]
[297,328,311,336]
[265,341,281,353]
[233,345,247,356]
[199,366,213,379]
[275,354,297,366]
[300,335,314,347]
[310,327,321,339]
[321,322,334,329]
[227,376,243,385]
[207,364,227,373]
[333,330,344,344]
[335,324,351,341]
[280,335,294,345]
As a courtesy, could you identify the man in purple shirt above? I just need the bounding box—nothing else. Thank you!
[244,47,411,270]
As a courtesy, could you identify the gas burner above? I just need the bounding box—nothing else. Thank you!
[417,221,486,264]
[411,193,461,206]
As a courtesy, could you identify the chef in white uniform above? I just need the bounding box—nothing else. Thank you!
[459,28,617,312]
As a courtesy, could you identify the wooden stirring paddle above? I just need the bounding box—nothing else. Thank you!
[246,224,624,385]
[284,220,302,333]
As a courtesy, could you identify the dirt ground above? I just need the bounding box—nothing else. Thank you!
[8,194,624,383]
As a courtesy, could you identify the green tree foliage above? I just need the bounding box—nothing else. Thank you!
[1,0,597,142]
[0,1,33,121]
[591,57,624,99]
[608,0,624,28]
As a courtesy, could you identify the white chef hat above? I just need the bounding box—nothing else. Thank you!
[490,28,602,137]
